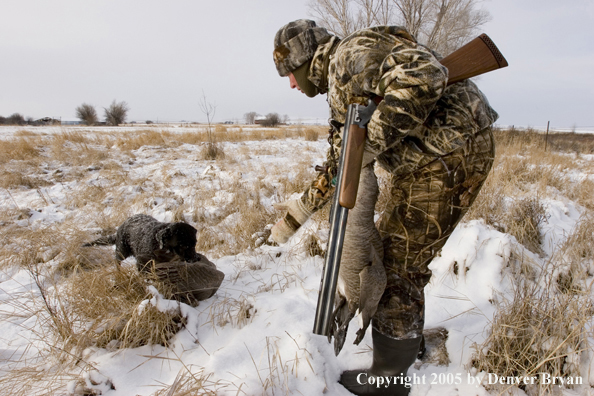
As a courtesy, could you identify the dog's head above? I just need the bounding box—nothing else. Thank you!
[155,222,198,261]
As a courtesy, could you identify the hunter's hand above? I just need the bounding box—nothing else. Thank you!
[253,224,276,247]
[269,199,313,244]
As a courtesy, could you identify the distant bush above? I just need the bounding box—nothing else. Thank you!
[4,113,26,125]
[104,100,129,126]
[260,113,281,127]
[75,103,98,126]
[304,128,319,141]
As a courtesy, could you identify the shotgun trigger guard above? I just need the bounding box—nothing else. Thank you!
[353,99,378,129]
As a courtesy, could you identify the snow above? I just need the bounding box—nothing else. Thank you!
[0,125,592,395]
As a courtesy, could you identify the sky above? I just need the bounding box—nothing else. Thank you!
[1,0,592,129]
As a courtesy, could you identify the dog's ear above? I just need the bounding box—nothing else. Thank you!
[155,228,173,249]
[173,223,197,242]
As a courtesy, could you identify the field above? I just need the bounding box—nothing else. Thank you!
[0,124,593,396]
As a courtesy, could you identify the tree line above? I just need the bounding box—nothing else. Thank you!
[0,100,130,126]
[0,113,38,125]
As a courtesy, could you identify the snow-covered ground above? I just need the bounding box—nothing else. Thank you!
[0,126,592,395]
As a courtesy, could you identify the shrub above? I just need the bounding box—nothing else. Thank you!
[304,128,319,141]
[104,100,129,126]
[260,113,281,127]
[7,113,26,125]
[75,103,98,125]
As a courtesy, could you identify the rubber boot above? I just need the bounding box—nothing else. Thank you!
[339,329,421,396]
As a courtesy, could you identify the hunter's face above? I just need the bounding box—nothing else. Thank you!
[288,72,304,94]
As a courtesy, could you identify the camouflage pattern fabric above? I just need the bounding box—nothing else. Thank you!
[284,25,498,340]
[297,26,498,216]
[373,127,494,338]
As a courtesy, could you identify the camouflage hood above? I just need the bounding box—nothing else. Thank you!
[307,35,341,94]
[273,19,333,77]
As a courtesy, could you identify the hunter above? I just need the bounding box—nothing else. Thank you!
[270,19,497,396]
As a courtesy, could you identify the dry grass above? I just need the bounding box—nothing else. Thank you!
[152,369,219,396]
[206,295,255,328]
[555,214,594,291]
[63,265,184,350]
[505,198,549,254]
[471,213,594,394]
[111,129,179,151]
[0,364,83,396]
[50,139,109,167]
[493,128,594,154]
[199,142,225,161]
[0,136,41,163]
[566,178,594,211]
[246,334,315,395]
[463,128,594,253]
[0,262,186,396]
[191,180,279,257]
[471,254,593,395]
[14,129,40,137]
[304,127,320,141]
[0,170,43,189]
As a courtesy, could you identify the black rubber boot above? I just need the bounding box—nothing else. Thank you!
[339,329,421,396]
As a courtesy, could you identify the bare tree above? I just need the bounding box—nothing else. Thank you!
[308,0,359,38]
[199,91,223,160]
[307,0,490,55]
[76,103,98,126]
[7,113,26,125]
[104,100,129,126]
[244,111,258,125]
[423,0,491,55]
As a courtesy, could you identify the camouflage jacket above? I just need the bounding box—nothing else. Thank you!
[297,26,498,220]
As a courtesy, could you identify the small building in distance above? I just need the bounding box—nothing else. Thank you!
[34,117,61,126]
[61,118,84,125]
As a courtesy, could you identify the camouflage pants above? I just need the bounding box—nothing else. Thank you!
[371,128,495,339]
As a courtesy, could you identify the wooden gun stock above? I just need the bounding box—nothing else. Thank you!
[338,123,367,208]
[441,33,508,86]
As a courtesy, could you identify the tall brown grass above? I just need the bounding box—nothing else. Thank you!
[471,237,593,395]
[465,128,594,252]
[0,136,41,163]
[465,128,594,394]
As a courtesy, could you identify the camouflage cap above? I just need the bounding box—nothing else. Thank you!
[273,19,333,77]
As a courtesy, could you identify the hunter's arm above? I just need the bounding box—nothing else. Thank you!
[271,144,338,244]
[366,45,447,155]
[329,28,447,159]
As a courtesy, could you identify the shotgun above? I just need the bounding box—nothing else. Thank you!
[313,33,508,337]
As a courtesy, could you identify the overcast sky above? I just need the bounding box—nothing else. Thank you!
[1,0,592,128]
